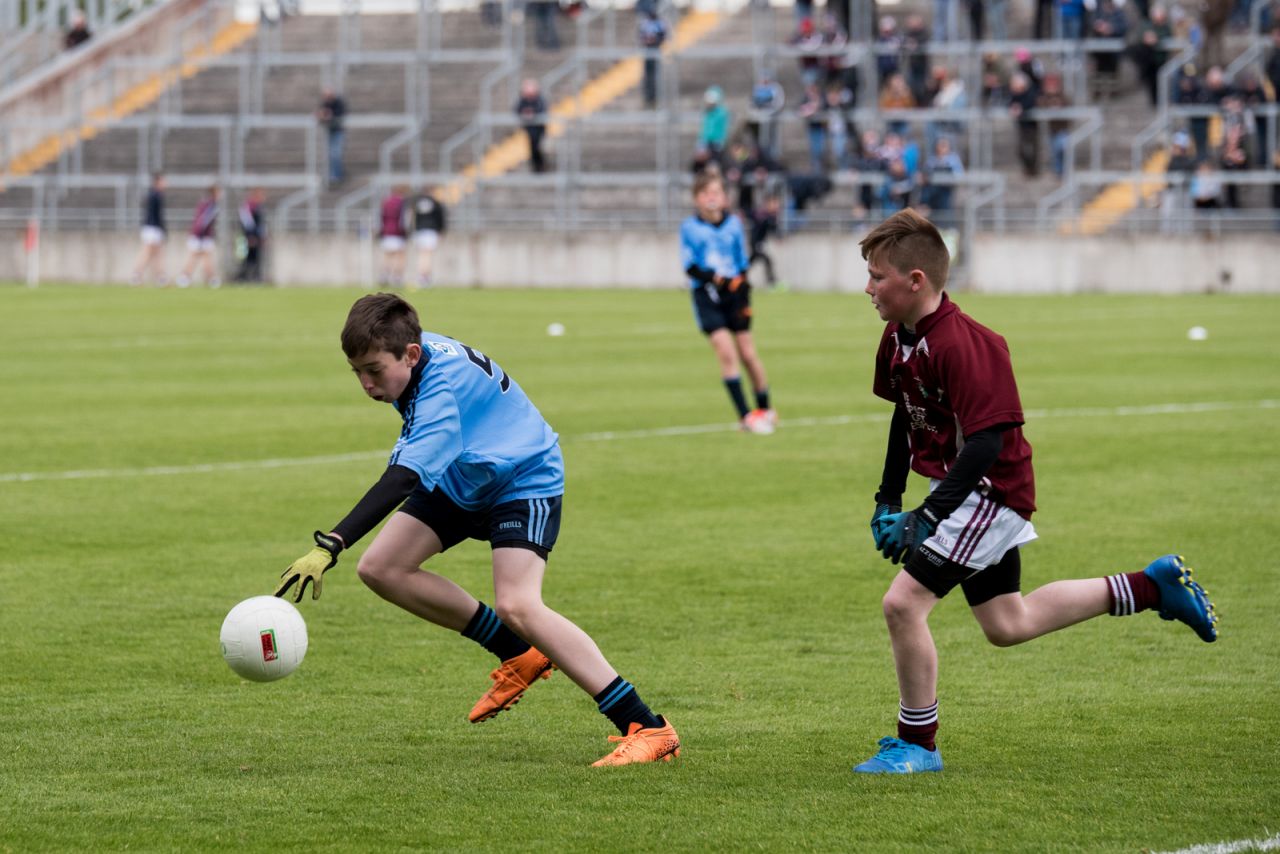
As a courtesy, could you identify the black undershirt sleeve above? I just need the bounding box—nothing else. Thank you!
[684,263,718,284]
[876,405,911,505]
[919,426,1008,521]
[330,464,421,548]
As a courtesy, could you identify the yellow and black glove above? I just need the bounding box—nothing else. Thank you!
[275,531,343,602]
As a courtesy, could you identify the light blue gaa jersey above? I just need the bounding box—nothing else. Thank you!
[679,213,748,289]
[390,331,564,510]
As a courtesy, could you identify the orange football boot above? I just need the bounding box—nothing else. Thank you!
[468,647,554,723]
[591,717,681,767]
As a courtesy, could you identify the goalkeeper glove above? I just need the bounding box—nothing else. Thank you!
[873,506,940,565]
[870,498,902,551]
[275,531,343,602]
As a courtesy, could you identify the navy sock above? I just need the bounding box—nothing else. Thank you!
[461,602,531,662]
[594,675,662,734]
[754,387,770,411]
[723,376,750,419]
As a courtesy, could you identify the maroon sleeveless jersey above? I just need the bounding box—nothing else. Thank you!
[872,294,1037,519]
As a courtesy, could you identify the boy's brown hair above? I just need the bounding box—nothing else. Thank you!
[341,293,423,358]
[692,170,724,197]
[858,208,950,290]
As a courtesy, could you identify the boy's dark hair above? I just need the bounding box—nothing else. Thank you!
[342,293,423,358]
[692,170,724,197]
[858,208,950,290]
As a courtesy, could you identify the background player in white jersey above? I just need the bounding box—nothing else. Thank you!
[855,209,1219,775]
[273,294,680,766]
[679,172,777,434]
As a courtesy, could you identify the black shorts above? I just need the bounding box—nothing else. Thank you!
[399,487,562,560]
[904,545,1023,606]
[691,282,752,334]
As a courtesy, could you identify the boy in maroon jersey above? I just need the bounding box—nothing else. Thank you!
[855,208,1218,775]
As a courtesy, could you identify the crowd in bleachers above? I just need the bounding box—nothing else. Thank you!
[673,0,1279,232]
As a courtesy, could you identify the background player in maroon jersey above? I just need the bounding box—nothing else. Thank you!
[854,208,1219,775]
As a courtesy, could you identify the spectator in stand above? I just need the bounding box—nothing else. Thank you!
[792,16,824,88]
[749,73,785,159]
[1034,0,1055,38]
[902,13,931,103]
[515,78,549,173]
[529,0,561,50]
[638,6,668,108]
[1219,95,1255,208]
[799,83,828,173]
[1190,160,1223,209]
[1008,71,1040,177]
[177,185,221,288]
[132,172,167,286]
[1202,65,1233,104]
[1014,46,1044,98]
[64,10,91,50]
[926,66,967,152]
[879,72,918,137]
[851,129,888,219]
[1200,0,1232,70]
[1266,27,1280,111]
[1162,131,1198,222]
[818,14,849,84]
[1175,64,1212,158]
[735,144,785,221]
[1037,73,1074,178]
[921,136,965,224]
[934,0,957,41]
[1234,72,1270,166]
[234,188,267,283]
[880,157,916,212]
[981,52,1010,106]
[966,0,987,41]
[1132,4,1173,107]
[410,187,447,288]
[1089,0,1128,100]
[824,83,855,171]
[988,0,1009,41]
[876,15,903,85]
[317,87,347,188]
[378,186,409,287]
[1057,0,1087,40]
[699,86,731,164]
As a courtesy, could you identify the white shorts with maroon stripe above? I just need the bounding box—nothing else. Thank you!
[922,479,1037,570]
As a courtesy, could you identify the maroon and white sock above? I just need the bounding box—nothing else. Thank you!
[898,700,939,751]
[1106,571,1160,616]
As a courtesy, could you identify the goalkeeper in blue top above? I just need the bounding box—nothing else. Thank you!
[273,293,680,767]
[680,171,777,434]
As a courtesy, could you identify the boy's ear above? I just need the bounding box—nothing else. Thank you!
[405,342,423,366]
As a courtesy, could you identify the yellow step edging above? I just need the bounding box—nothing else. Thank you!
[3,20,257,179]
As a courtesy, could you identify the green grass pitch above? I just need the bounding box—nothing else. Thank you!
[1,284,1277,852]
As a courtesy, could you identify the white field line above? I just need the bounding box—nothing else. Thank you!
[2,398,1276,484]
[1152,832,1280,854]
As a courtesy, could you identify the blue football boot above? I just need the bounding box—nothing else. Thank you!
[853,737,943,774]
[1143,554,1218,643]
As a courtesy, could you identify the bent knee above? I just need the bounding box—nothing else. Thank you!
[356,552,412,589]
[882,592,925,625]
[493,596,542,633]
[981,624,1025,648]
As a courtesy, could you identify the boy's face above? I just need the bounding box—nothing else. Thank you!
[348,343,422,403]
[694,183,726,219]
[865,254,927,325]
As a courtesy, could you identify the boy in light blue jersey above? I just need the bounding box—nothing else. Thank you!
[274,293,680,767]
[680,172,777,433]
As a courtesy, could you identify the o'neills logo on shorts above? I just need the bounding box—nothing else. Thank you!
[260,629,279,662]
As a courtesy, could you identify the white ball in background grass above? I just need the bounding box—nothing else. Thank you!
[1187,326,1209,341]
[220,596,307,683]
[546,322,566,337]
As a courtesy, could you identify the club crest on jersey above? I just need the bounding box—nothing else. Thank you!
[427,341,457,356]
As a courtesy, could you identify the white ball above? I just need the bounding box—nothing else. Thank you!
[546,322,565,337]
[1187,326,1208,341]
[220,596,308,682]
